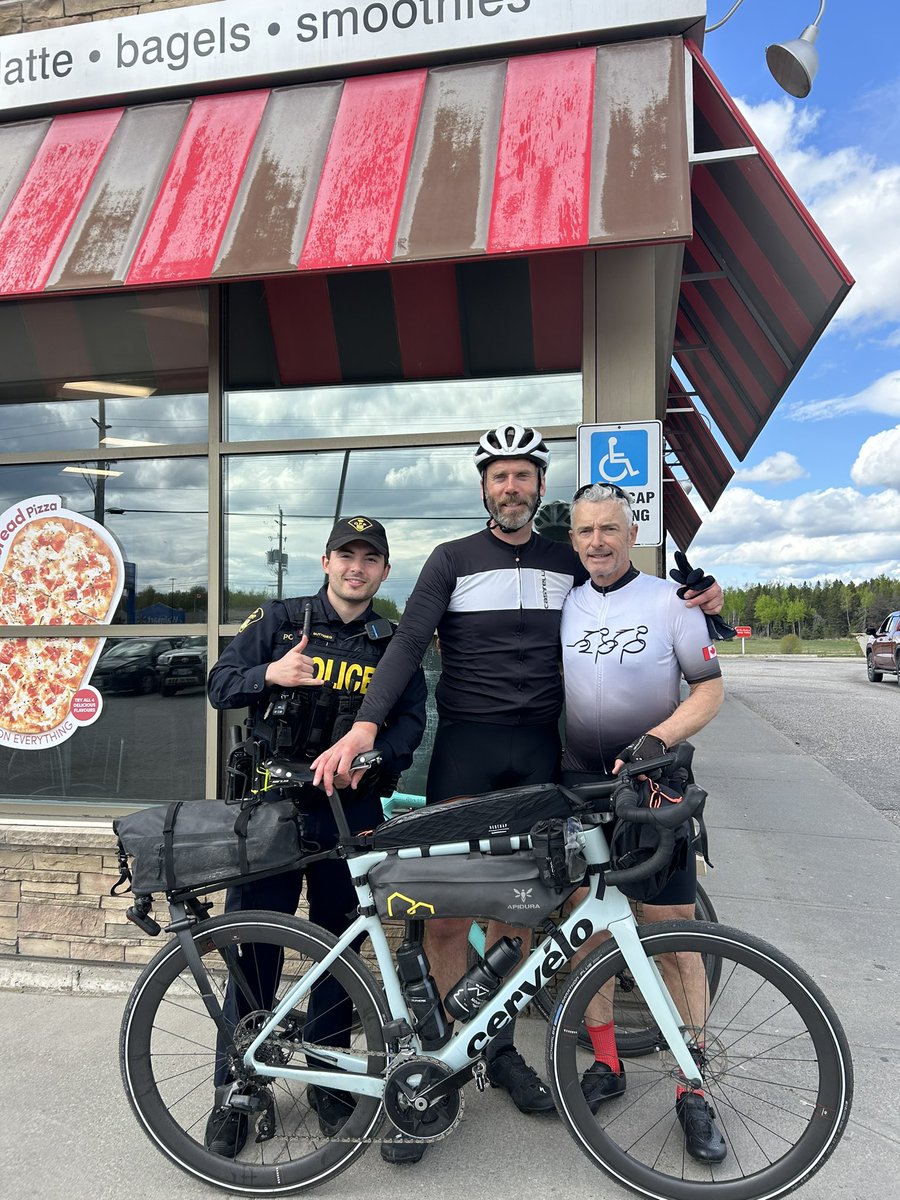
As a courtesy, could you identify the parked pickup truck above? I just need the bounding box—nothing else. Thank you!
[865,612,900,685]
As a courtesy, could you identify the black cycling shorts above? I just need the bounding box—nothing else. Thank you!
[426,719,562,806]
[561,768,696,907]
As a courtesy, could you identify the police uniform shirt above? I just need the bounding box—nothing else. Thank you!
[207,586,427,780]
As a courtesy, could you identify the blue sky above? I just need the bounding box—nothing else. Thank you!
[683,1,900,588]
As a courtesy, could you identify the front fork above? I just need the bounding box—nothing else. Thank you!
[608,915,703,1088]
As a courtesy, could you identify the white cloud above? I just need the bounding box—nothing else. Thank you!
[787,369,900,421]
[733,451,807,484]
[851,424,900,488]
[690,484,900,583]
[736,97,900,331]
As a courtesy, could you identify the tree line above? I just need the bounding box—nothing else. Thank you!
[722,576,900,639]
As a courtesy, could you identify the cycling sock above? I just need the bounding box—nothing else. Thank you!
[485,1017,515,1062]
[676,1045,705,1099]
[586,1021,621,1074]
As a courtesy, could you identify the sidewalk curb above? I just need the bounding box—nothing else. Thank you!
[0,955,141,995]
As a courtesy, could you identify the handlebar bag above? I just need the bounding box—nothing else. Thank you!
[368,849,580,927]
[112,799,303,899]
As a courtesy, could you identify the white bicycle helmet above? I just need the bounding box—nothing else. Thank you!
[474,424,551,473]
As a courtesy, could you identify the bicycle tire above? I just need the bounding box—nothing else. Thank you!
[547,921,853,1200]
[531,883,721,1056]
[120,910,389,1195]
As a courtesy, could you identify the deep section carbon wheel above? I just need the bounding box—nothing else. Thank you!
[547,921,852,1200]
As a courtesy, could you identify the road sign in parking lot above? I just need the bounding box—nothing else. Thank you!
[576,421,662,545]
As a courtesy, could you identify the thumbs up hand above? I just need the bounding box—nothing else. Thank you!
[264,635,326,688]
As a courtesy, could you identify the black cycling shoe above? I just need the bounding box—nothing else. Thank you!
[380,1134,427,1165]
[580,1062,626,1113]
[204,1088,249,1158]
[307,1085,357,1138]
[486,1047,556,1114]
[676,1092,727,1163]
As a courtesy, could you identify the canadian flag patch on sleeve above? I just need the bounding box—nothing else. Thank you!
[702,644,717,661]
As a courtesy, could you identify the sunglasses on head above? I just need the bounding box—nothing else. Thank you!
[572,482,632,504]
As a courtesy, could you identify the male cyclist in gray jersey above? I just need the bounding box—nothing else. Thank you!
[561,482,726,1163]
[314,425,725,1157]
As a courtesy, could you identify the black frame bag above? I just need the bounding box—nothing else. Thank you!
[112,798,304,900]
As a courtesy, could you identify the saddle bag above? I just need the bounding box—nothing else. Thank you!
[112,798,304,900]
[368,848,581,927]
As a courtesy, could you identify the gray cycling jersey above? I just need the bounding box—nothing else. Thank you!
[561,570,722,774]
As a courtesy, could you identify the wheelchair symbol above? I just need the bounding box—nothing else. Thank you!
[598,436,641,484]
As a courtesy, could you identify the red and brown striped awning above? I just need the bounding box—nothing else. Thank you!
[0,37,690,298]
[676,43,853,464]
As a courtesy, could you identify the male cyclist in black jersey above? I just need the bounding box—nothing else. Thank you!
[313,425,724,1157]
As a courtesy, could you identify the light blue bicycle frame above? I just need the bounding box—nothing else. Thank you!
[240,821,702,1097]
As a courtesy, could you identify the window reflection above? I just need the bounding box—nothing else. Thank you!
[0,458,208,626]
[0,635,205,803]
[225,374,581,442]
[222,442,576,621]
[0,287,208,444]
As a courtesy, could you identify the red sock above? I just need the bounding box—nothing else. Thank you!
[586,1021,620,1074]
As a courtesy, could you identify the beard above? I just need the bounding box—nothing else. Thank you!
[485,491,537,532]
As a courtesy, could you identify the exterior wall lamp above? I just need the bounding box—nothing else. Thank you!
[706,0,826,98]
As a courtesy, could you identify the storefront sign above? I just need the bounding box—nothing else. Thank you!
[0,0,704,116]
[0,496,124,749]
[576,421,663,546]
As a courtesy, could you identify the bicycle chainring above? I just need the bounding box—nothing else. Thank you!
[383,1056,463,1141]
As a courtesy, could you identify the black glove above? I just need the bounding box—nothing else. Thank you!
[669,550,715,599]
[618,734,668,764]
[669,551,736,642]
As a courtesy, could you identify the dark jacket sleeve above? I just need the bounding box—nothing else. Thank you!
[356,545,455,728]
[373,666,428,777]
[207,604,282,710]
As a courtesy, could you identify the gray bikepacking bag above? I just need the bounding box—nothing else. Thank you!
[112,798,304,899]
[368,848,583,927]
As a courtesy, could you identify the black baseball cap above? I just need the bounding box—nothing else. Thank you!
[326,516,389,559]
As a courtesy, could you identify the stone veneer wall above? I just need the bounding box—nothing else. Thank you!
[0,0,216,37]
[0,823,189,967]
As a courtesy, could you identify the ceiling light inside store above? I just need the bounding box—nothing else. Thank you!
[61,380,156,398]
[101,437,164,447]
[61,466,123,478]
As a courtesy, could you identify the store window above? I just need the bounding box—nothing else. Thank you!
[0,288,209,804]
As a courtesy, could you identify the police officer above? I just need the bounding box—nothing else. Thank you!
[205,516,427,1159]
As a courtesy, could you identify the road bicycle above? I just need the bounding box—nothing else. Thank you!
[118,748,852,1200]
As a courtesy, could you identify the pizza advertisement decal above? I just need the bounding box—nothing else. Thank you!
[0,495,125,749]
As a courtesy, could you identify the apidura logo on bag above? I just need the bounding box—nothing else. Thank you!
[508,886,540,912]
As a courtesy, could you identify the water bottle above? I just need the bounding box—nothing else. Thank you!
[395,934,450,1050]
[444,937,523,1022]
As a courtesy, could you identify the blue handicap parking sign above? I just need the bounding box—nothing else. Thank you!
[590,429,649,488]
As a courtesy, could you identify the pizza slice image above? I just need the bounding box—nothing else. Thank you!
[0,499,125,744]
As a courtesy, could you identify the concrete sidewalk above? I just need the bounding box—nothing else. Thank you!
[1,692,898,1200]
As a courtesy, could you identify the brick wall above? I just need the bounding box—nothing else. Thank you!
[0,0,218,37]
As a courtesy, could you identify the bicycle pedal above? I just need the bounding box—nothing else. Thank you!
[473,1061,487,1093]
